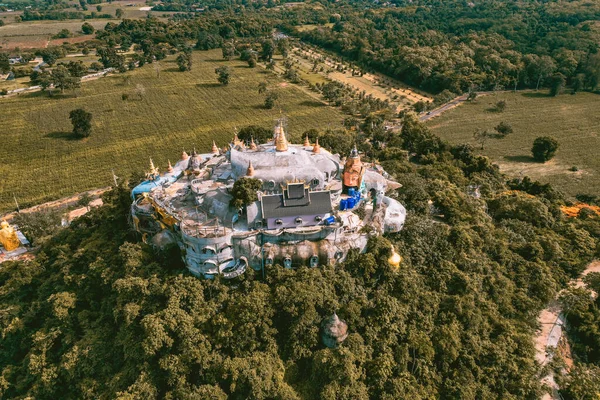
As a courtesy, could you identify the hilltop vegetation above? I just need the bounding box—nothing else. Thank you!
[1,115,599,399]
[0,49,343,212]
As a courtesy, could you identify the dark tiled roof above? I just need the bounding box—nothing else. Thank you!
[262,190,332,219]
[287,183,305,199]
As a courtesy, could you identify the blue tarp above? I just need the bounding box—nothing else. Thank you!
[131,174,179,199]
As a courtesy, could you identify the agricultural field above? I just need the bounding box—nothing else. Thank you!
[0,49,344,212]
[0,19,110,49]
[428,91,600,198]
[284,45,433,112]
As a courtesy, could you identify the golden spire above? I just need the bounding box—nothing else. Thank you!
[304,135,310,147]
[181,150,188,160]
[246,161,255,176]
[167,160,173,173]
[249,137,257,150]
[312,137,321,153]
[146,158,159,180]
[211,140,219,154]
[275,122,288,152]
[388,245,402,270]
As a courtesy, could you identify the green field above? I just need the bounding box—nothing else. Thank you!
[0,49,344,212]
[428,91,600,198]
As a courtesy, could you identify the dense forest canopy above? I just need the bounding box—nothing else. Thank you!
[289,0,600,93]
[1,115,599,399]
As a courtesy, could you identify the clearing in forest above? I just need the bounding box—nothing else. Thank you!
[428,91,600,198]
[0,49,344,212]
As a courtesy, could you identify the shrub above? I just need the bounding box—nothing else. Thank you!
[531,136,559,162]
[494,121,513,136]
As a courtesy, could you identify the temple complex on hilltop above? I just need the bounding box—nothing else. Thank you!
[130,119,406,279]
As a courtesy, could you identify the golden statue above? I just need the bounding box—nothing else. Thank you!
[388,245,402,270]
[0,220,21,252]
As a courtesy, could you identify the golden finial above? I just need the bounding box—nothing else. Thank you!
[304,135,310,147]
[275,121,288,152]
[312,137,321,153]
[249,137,257,150]
[388,245,402,270]
[211,140,219,154]
[167,160,173,173]
[246,161,255,177]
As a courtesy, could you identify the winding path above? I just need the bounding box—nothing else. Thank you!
[535,260,600,399]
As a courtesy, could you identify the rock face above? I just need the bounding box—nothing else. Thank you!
[321,313,348,348]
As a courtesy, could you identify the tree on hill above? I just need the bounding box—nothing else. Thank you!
[230,177,262,209]
[261,39,275,61]
[52,65,81,93]
[215,66,230,85]
[66,60,88,77]
[69,108,93,138]
[115,8,123,18]
[176,52,192,72]
[531,136,559,162]
[264,91,279,109]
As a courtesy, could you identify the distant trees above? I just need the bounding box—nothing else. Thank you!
[115,8,123,18]
[97,46,125,70]
[215,66,230,85]
[549,73,566,96]
[238,125,272,143]
[65,60,87,77]
[531,136,559,162]
[0,52,9,74]
[196,32,222,50]
[264,91,279,109]
[176,52,192,71]
[69,108,93,138]
[260,39,274,61]
[53,28,72,39]
[81,22,95,34]
[277,38,289,58]
[38,65,81,94]
[221,42,236,60]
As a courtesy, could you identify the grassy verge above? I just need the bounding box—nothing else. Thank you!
[0,49,344,212]
[427,91,600,198]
